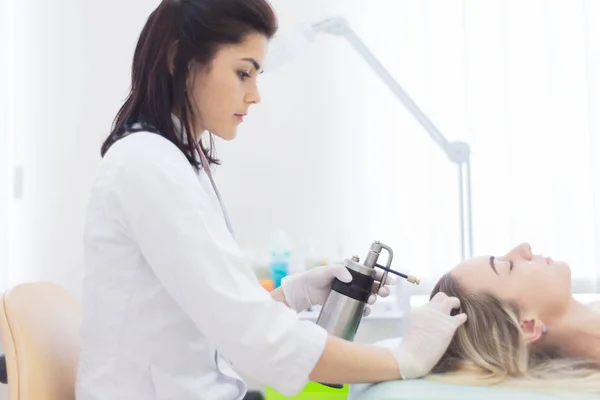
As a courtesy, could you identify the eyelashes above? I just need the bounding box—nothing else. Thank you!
[237,71,251,80]
[491,256,515,273]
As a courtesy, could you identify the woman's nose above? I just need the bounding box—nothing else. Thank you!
[517,242,533,260]
[245,86,261,105]
[506,242,533,260]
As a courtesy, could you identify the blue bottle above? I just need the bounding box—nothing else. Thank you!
[268,230,292,289]
[270,250,291,289]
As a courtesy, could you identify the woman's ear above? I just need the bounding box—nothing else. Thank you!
[520,317,545,343]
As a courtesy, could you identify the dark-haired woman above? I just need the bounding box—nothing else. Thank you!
[75,1,466,399]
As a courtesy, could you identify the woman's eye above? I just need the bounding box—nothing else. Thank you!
[237,71,251,80]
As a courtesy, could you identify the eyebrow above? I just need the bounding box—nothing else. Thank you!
[241,57,263,73]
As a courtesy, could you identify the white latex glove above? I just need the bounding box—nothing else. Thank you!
[280,264,395,314]
[390,292,467,380]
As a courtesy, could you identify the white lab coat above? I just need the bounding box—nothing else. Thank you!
[75,130,327,399]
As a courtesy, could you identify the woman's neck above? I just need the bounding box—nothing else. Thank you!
[171,111,204,142]
[546,299,600,361]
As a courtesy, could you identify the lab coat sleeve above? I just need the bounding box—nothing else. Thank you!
[109,135,327,396]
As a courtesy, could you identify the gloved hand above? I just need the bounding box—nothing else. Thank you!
[390,292,467,380]
[280,264,395,315]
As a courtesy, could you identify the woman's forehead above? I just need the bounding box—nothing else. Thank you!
[452,256,500,290]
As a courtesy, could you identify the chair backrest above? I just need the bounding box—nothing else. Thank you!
[0,282,81,400]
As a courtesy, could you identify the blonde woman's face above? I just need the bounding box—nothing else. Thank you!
[451,242,572,321]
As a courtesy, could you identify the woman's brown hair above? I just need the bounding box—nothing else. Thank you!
[101,0,278,169]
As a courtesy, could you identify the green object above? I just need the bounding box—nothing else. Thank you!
[265,381,349,399]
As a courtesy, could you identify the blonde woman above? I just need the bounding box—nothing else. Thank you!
[428,242,600,397]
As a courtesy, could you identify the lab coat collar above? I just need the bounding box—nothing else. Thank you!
[171,113,188,144]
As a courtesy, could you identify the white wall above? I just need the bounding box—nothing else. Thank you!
[586,0,600,289]
[6,0,161,296]
[0,2,11,398]
[0,0,10,291]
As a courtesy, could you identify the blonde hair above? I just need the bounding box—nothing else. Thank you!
[426,273,600,398]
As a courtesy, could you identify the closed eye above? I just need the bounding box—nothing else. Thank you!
[489,256,498,275]
[489,256,514,274]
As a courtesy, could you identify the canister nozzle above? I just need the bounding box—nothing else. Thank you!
[374,263,420,285]
[366,241,420,287]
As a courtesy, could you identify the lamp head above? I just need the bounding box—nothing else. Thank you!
[264,24,315,70]
[310,16,350,36]
[264,16,350,70]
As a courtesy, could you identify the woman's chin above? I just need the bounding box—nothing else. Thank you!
[555,260,572,280]
[212,129,237,141]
